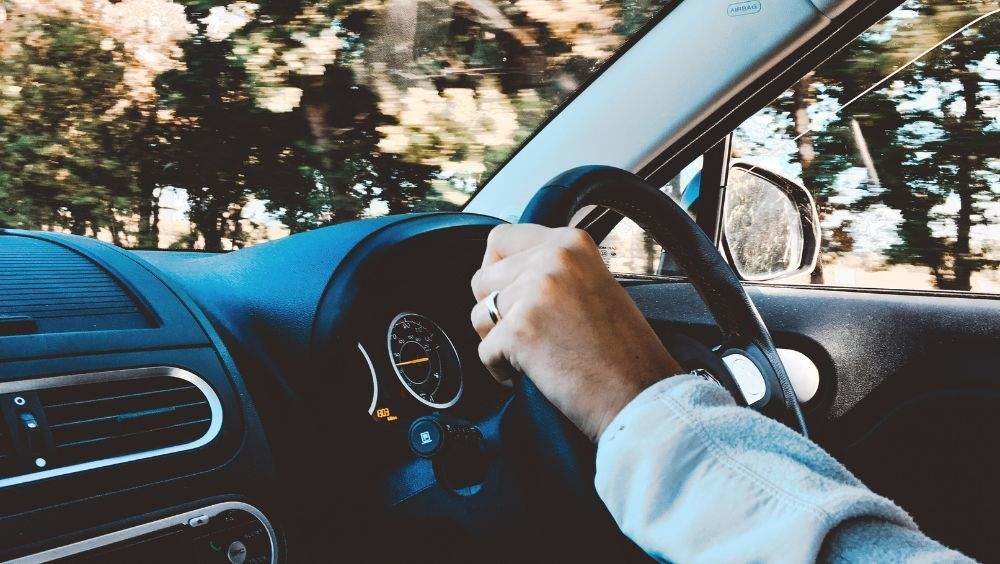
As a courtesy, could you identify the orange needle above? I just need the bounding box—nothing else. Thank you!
[395,357,429,367]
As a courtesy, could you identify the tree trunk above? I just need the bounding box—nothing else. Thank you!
[107,203,123,247]
[667,175,682,200]
[948,186,974,291]
[230,205,244,249]
[942,74,983,292]
[136,163,159,248]
[69,208,88,235]
[377,0,419,78]
[792,73,825,284]
[202,223,223,251]
[642,232,658,275]
[849,118,881,187]
[792,73,816,170]
[198,197,225,251]
[151,192,160,244]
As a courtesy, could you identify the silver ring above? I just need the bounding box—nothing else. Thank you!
[486,290,502,324]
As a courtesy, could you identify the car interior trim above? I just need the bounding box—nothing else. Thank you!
[359,342,379,415]
[721,352,768,405]
[5,501,276,564]
[0,366,223,490]
[808,0,855,18]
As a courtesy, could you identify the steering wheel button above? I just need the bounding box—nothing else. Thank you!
[722,353,767,405]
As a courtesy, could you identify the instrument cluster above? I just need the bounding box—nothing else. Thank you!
[352,311,481,434]
[341,232,508,460]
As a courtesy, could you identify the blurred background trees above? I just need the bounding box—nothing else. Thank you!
[733,0,999,291]
[0,0,662,250]
[1,0,997,292]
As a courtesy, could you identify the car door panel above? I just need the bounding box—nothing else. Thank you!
[625,280,1000,560]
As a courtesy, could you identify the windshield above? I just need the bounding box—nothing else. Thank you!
[0,0,667,250]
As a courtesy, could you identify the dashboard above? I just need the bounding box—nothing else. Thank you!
[3,206,992,561]
[0,213,507,562]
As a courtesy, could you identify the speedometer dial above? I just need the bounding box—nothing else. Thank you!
[387,313,463,408]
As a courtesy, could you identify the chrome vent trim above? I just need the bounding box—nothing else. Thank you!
[0,367,222,489]
[7,501,276,564]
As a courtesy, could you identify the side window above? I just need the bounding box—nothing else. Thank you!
[732,1,999,293]
[600,156,703,276]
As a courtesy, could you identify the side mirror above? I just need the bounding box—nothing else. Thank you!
[721,163,820,282]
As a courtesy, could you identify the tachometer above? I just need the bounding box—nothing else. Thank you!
[387,312,463,409]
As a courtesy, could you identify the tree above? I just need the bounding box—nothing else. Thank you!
[0,11,134,235]
[1,0,670,250]
[882,11,1000,290]
[155,30,261,250]
[737,1,999,291]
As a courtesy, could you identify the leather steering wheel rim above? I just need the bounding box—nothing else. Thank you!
[517,165,807,436]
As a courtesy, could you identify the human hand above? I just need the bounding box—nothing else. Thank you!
[471,224,682,441]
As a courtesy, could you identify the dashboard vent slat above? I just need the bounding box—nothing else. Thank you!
[0,427,12,475]
[54,419,211,463]
[37,375,215,467]
[0,235,151,333]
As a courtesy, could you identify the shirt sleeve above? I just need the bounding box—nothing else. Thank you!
[594,373,971,563]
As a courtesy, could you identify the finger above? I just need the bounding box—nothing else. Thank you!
[470,296,495,339]
[477,325,517,386]
[471,246,539,301]
[482,224,552,267]
[470,281,522,338]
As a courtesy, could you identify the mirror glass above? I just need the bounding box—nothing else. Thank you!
[724,167,804,281]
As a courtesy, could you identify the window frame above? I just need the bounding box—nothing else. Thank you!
[592,0,912,281]
[599,0,1000,299]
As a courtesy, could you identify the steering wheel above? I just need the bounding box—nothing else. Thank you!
[517,163,806,426]
[494,165,808,560]
[514,164,805,483]
[496,166,808,561]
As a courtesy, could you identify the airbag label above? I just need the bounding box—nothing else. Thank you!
[728,0,762,16]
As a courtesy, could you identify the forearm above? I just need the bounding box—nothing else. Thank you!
[822,518,968,563]
[594,373,969,562]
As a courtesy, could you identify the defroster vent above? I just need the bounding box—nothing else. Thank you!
[0,234,151,334]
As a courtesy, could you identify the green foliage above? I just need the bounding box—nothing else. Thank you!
[0,14,135,237]
[0,0,663,249]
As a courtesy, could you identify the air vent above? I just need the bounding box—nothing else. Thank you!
[39,376,212,466]
[0,426,12,472]
[0,367,222,488]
